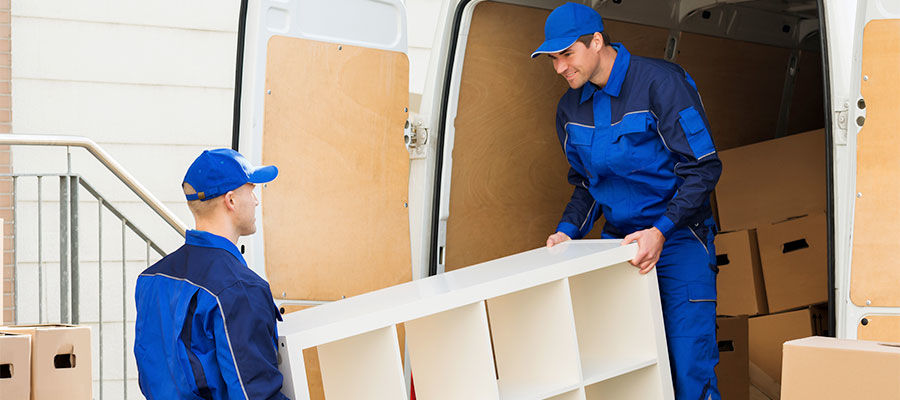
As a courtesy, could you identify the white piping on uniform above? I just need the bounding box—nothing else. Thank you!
[648,110,674,153]
[609,109,650,126]
[579,200,597,231]
[564,122,595,129]
[140,273,251,400]
[688,226,709,255]
[697,150,717,160]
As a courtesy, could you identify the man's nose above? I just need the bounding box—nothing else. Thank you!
[554,59,567,75]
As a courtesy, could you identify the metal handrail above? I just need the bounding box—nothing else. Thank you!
[0,133,187,236]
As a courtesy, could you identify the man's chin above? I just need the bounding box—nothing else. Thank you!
[567,79,586,89]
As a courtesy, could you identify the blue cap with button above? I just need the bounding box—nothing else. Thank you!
[183,148,278,201]
[531,2,604,58]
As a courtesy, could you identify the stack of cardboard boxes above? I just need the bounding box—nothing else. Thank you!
[0,324,92,399]
[712,129,828,400]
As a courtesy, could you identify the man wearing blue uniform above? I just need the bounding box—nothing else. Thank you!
[134,149,288,399]
[534,3,722,399]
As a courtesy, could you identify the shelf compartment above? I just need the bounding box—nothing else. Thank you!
[582,355,658,386]
[546,387,586,400]
[405,301,500,400]
[316,325,406,400]
[487,279,583,399]
[568,262,660,376]
[584,364,663,400]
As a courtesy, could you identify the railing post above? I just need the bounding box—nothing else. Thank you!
[121,219,127,399]
[12,176,17,324]
[59,176,70,323]
[98,198,103,400]
[37,176,43,323]
[71,176,79,324]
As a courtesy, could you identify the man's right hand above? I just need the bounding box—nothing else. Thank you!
[546,231,571,248]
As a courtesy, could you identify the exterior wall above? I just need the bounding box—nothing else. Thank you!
[0,0,11,325]
[10,2,239,398]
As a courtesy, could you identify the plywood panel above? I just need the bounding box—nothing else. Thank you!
[677,33,792,150]
[858,315,900,343]
[262,36,411,300]
[445,1,668,271]
[851,20,900,307]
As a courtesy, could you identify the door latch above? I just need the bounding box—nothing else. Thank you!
[404,120,428,158]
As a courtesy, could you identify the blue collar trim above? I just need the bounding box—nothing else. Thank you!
[579,43,631,103]
[185,230,246,266]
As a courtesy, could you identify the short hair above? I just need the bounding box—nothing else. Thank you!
[183,182,219,216]
[576,32,611,49]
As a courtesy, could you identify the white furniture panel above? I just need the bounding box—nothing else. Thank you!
[584,365,664,400]
[487,279,582,399]
[568,262,669,388]
[404,301,499,400]
[317,325,406,400]
[547,388,586,400]
[277,240,674,400]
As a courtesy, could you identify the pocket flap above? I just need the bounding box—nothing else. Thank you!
[678,106,706,135]
[688,283,717,302]
[566,123,594,146]
[614,112,652,138]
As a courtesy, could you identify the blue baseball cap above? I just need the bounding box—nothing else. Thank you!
[183,148,278,201]
[531,3,604,58]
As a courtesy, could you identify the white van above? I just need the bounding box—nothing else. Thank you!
[234,0,899,396]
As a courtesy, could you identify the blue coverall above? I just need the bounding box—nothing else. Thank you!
[554,43,722,400]
[134,230,288,400]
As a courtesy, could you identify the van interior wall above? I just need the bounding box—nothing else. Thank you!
[445,0,823,271]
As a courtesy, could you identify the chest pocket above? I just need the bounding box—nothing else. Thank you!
[565,123,594,171]
[606,112,664,176]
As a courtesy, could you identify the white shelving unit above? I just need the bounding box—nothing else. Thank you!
[276,240,674,400]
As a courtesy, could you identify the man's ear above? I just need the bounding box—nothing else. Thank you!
[593,32,604,51]
[223,191,237,212]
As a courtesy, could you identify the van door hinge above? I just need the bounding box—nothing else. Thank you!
[404,120,428,159]
[834,101,849,145]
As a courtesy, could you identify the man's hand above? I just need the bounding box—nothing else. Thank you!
[546,231,571,248]
[621,227,666,274]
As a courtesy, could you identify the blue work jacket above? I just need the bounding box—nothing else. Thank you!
[555,43,721,239]
[134,230,288,400]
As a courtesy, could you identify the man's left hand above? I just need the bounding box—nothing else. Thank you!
[621,227,666,274]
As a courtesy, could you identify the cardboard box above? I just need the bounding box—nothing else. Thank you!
[0,325,92,400]
[715,230,768,316]
[757,214,827,313]
[0,332,31,400]
[715,129,826,232]
[716,316,749,400]
[748,307,825,399]
[781,336,900,399]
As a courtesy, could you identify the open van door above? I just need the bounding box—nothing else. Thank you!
[232,1,412,397]
[233,1,412,307]
[833,0,900,341]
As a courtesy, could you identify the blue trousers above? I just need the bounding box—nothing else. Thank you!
[605,221,720,400]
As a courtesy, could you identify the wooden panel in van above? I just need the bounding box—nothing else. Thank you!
[858,315,900,343]
[445,1,668,271]
[261,36,411,300]
[677,33,792,150]
[851,19,900,307]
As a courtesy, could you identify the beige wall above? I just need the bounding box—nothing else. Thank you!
[0,0,12,325]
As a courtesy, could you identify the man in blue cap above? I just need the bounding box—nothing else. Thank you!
[134,149,288,399]
[534,3,722,399]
